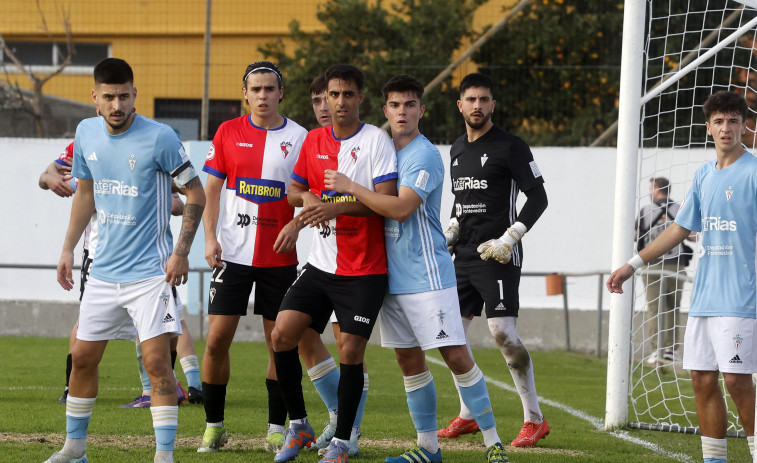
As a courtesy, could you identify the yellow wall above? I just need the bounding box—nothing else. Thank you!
[1,0,516,118]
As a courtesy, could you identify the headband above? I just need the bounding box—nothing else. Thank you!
[244,66,282,83]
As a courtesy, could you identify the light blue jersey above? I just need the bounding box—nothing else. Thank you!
[73,115,194,283]
[385,134,456,294]
[675,152,757,318]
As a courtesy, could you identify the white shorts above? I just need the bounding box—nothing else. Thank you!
[77,275,183,343]
[174,289,185,322]
[683,316,757,374]
[380,286,466,350]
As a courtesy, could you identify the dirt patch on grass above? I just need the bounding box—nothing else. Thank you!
[1,432,584,457]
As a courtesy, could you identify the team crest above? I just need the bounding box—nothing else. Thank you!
[734,334,743,350]
[436,309,445,326]
[726,186,734,202]
[159,292,170,307]
[280,141,292,159]
[481,153,489,167]
[128,154,136,171]
[351,147,360,163]
[206,144,216,161]
[209,287,216,304]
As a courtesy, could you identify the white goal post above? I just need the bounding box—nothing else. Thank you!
[606,0,757,436]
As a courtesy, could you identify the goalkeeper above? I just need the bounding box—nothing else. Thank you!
[441,73,549,448]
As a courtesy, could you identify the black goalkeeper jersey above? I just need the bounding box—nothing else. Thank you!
[449,125,544,267]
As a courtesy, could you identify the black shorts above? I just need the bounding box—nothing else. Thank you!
[208,261,297,321]
[79,249,93,302]
[280,263,387,339]
[456,261,520,318]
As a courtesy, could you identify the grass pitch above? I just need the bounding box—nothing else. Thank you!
[0,336,749,462]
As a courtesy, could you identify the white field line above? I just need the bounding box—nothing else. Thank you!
[426,356,693,463]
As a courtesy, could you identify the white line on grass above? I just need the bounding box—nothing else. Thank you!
[426,356,692,463]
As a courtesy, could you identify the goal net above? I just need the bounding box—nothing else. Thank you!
[622,0,757,436]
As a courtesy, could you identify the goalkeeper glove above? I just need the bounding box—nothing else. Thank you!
[444,218,460,254]
[477,222,528,264]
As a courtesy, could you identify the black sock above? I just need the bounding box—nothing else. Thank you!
[335,363,364,440]
[273,347,306,420]
[202,382,227,423]
[266,378,287,426]
[171,350,177,371]
[65,353,72,388]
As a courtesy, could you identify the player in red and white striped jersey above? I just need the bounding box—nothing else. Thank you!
[198,61,308,453]
[270,64,397,463]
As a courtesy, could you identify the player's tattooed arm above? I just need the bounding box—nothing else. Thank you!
[174,177,206,258]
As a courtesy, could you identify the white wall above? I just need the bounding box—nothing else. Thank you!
[0,138,714,312]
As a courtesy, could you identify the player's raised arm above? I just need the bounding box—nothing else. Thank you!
[606,222,691,293]
[167,176,206,285]
[57,178,94,290]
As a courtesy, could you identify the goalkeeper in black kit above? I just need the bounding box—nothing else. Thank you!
[439,72,550,448]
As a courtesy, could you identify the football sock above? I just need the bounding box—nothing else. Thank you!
[63,396,95,457]
[179,355,201,390]
[701,436,727,463]
[353,373,369,428]
[136,341,151,394]
[748,435,754,458]
[456,365,500,447]
[307,356,340,412]
[202,382,227,424]
[152,405,178,451]
[403,370,438,453]
[273,348,307,420]
[329,409,338,426]
[268,423,286,436]
[488,317,543,423]
[265,378,287,427]
[454,319,474,420]
[154,450,173,463]
[65,353,72,388]
[335,363,363,441]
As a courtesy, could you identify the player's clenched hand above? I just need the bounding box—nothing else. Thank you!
[606,264,635,294]
[274,219,301,254]
[205,239,224,269]
[165,254,189,286]
[49,161,74,197]
[323,169,353,194]
[57,250,75,290]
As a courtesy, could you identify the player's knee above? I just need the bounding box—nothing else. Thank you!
[70,349,98,371]
[723,373,754,398]
[271,326,297,352]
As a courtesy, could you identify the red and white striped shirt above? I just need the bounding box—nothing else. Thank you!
[56,142,98,257]
[204,115,307,267]
[292,123,397,276]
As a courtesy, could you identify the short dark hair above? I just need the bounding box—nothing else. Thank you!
[650,177,670,196]
[459,73,493,97]
[243,60,282,87]
[309,75,326,95]
[703,90,748,121]
[324,64,365,92]
[94,58,133,85]
[382,74,424,102]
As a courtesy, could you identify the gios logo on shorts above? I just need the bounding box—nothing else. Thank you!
[353,315,371,324]
[236,177,285,204]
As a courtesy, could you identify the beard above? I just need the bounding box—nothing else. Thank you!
[105,112,132,131]
[463,111,492,130]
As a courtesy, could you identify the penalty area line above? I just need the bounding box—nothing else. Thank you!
[425,356,692,463]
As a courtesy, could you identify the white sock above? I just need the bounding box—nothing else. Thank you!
[482,428,501,449]
[701,436,727,461]
[748,435,754,458]
[154,449,173,463]
[268,423,285,435]
[488,317,542,422]
[417,430,439,453]
[329,409,338,426]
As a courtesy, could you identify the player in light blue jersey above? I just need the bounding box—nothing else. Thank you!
[324,74,508,463]
[608,91,757,463]
[47,58,206,463]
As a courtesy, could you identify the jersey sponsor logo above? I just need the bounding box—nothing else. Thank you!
[206,143,216,160]
[236,177,285,204]
[415,170,429,190]
[237,213,251,228]
[385,224,399,238]
[280,141,292,159]
[320,192,357,203]
[128,154,136,171]
[457,202,487,215]
[725,186,734,201]
[319,225,332,238]
[529,160,542,178]
[94,179,139,197]
[160,292,170,307]
[353,315,371,324]
[316,153,329,160]
[705,244,734,256]
[481,153,489,167]
[455,203,462,217]
[453,177,488,191]
[97,210,137,226]
[88,152,98,161]
[351,147,360,163]
[236,142,254,148]
[701,216,737,232]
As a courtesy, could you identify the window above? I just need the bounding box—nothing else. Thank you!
[154,98,242,140]
[0,41,109,72]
